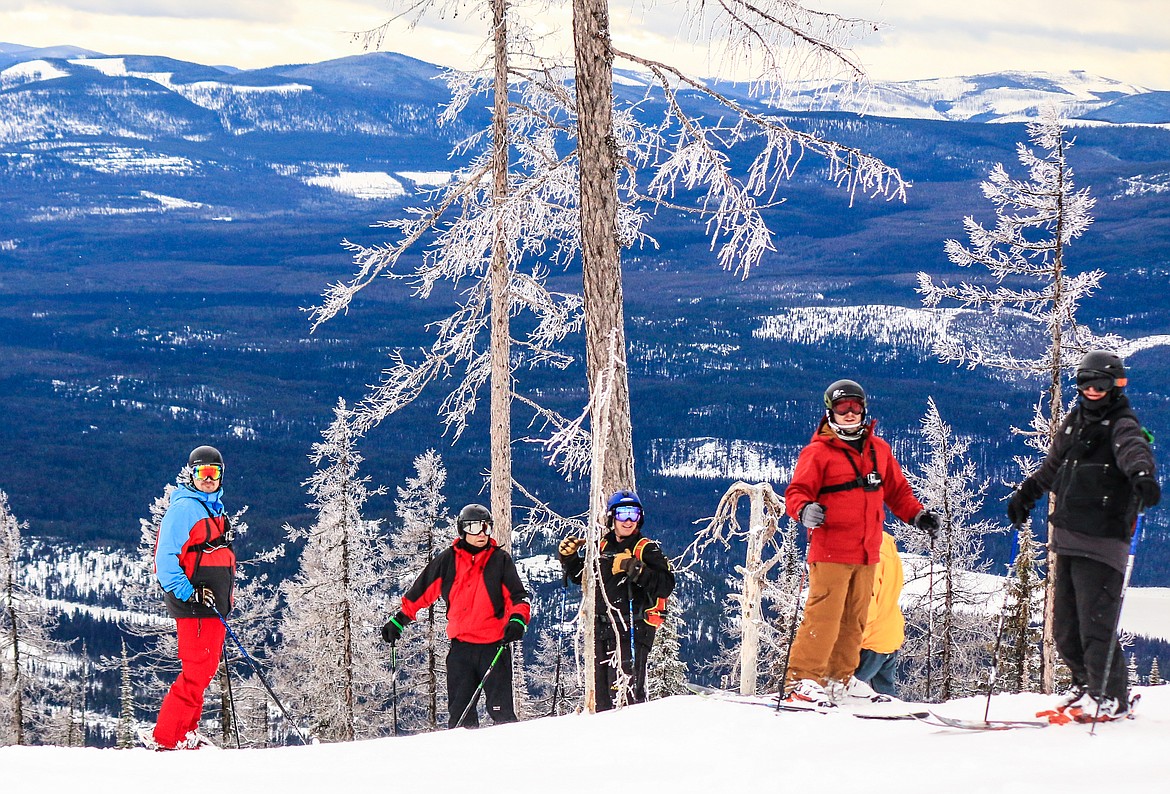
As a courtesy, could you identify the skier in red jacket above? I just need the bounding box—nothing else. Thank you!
[381,504,530,728]
[783,380,938,706]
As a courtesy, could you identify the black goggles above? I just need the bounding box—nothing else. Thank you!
[1076,373,1114,392]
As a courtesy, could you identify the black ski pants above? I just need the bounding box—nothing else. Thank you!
[593,613,655,711]
[446,639,516,729]
[1053,554,1128,702]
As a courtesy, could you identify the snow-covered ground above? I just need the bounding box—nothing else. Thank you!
[4,688,1169,793]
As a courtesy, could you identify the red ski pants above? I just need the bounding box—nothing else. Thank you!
[153,617,225,748]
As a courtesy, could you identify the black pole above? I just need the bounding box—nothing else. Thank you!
[982,525,1021,723]
[1090,512,1145,735]
[213,606,311,745]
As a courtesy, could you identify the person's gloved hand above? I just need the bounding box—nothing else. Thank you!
[381,612,409,645]
[187,585,216,609]
[1007,490,1034,525]
[558,536,585,558]
[799,502,826,529]
[502,617,527,644]
[914,510,941,541]
[614,553,646,582]
[1133,475,1161,509]
[611,550,634,576]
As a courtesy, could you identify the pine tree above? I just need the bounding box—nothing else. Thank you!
[997,522,1045,695]
[116,640,136,749]
[0,488,68,746]
[647,598,689,700]
[918,106,1118,692]
[1149,658,1162,687]
[277,400,393,742]
[899,399,999,701]
[387,449,452,732]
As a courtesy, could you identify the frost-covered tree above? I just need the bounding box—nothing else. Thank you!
[1150,658,1162,687]
[900,399,999,701]
[524,579,583,717]
[678,481,786,695]
[917,106,1116,691]
[277,400,393,742]
[647,598,689,700]
[388,449,452,732]
[997,521,1045,695]
[116,640,135,749]
[0,489,68,746]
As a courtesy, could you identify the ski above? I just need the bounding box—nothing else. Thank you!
[686,682,927,720]
[916,712,1048,731]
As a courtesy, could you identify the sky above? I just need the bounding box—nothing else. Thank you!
[2,0,1169,89]
[4,688,1170,794]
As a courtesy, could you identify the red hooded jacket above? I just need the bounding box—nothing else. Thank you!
[784,418,923,565]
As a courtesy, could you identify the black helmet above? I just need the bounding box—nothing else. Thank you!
[456,503,493,535]
[188,445,223,468]
[823,379,866,411]
[1076,350,1127,389]
[605,489,644,528]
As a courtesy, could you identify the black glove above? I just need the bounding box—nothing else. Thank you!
[799,502,826,529]
[558,536,585,558]
[914,510,941,541]
[1007,490,1034,525]
[502,617,527,644]
[1133,475,1161,509]
[187,585,215,609]
[381,612,409,645]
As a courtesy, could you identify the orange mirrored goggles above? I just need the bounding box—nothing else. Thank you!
[193,464,223,481]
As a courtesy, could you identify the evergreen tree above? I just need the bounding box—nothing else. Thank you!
[997,522,1045,695]
[900,399,999,701]
[387,449,452,732]
[116,640,135,749]
[277,400,393,742]
[647,598,689,700]
[919,106,1120,691]
[1149,658,1162,687]
[0,488,68,746]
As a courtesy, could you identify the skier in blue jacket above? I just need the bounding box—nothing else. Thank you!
[147,445,236,750]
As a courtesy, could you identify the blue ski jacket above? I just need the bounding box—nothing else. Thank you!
[154,484,235,618]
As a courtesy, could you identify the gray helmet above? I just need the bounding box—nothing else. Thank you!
[456,503,492,535]
[1076,350,1127,388]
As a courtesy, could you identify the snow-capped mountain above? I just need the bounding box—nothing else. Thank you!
[761,70,1169,124]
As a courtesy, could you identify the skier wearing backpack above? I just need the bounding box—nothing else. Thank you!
[559,490,675,710]
[380,503,530,729]
[1008,350,1160,722]
[147,445,235,750]
[783,380,938,707]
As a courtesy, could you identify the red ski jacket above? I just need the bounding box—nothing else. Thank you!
[400,538,530,644]
[784,419,923,566]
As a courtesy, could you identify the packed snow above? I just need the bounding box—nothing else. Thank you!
[4,687,1169,793]
[303,171,407,200]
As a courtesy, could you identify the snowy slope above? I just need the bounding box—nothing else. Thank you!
[4,689,1170,793]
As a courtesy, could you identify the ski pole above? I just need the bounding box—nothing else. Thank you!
[1090,512,1145,735]
[775,552,810,712]
[550,582,567,717]
[454,644,505,729]
[221,638,241,748]
[982,525,1021,723]
[926,536,935,701]
[212,605,311,745]
[390,643,399,737]
[627,579,637,705]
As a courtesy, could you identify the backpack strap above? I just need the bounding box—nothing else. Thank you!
[818,445,880,496]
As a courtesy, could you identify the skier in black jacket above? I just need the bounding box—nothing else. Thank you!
[1008,350,1160,722]
[559,490,675,710]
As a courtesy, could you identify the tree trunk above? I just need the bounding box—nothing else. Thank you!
[739,486,767,695]
[489,0,514,553]
[573,0,635,497]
